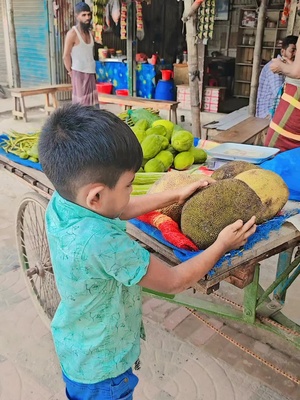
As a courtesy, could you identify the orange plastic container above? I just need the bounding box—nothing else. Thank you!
[96,82,113,94]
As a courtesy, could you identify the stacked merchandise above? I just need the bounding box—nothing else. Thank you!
[203,87,226,113]
[92,0,149,42]
[197,0,215,41]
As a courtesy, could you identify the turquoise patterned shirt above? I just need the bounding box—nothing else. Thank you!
[45,192,150,384]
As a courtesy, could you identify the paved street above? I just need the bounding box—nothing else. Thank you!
[0,105,300,399]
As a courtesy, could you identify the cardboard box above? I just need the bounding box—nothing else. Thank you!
[176,84,191,109]
[173,63,189,85]
[203,87,226,113]
[177,85,226,112]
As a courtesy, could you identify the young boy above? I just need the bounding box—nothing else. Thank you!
[39,104,256,400]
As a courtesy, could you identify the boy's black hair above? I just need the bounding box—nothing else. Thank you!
[39,104,143,201]
[282,35,298,49]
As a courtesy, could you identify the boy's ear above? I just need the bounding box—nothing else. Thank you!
[86,185,105,210]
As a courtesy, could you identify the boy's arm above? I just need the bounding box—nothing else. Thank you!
[120,178,214,220]
[63,30,75,75]
[138,217,256,294]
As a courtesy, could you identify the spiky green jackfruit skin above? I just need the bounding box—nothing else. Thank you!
[235,169,289,222]
[211,161,261,180]
[181,179,263,249]
[148,171,208,223]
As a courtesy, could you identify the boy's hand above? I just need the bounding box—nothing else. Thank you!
[217,216,257,252]
[176,177,215,205]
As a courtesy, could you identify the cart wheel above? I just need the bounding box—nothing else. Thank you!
[16,192,60,329]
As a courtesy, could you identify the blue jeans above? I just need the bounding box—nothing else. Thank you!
[63,368,139,400]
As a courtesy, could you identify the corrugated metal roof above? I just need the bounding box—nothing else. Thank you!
[13,0,51,86]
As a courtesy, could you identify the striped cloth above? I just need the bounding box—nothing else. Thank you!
[264,82,300,152]
[72,70,98,106]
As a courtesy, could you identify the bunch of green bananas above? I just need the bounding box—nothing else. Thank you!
[93,0,107,26]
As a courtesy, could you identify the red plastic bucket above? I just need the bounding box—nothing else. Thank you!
[116,89,129,96]
[96,82,113,94]
[161,70,173,81]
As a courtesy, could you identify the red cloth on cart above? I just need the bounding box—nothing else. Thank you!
[137,211,198,251]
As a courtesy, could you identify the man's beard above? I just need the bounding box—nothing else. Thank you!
[80,21,91,33]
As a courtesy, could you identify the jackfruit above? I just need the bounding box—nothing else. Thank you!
[141,134,162,159]
[174,151,194,170]
[181,179,263,249]
[235,169,289,222]
[144,158,165,173]
[155,150,174,171]
[171,130,194,152]
[189,147,207,164]
[211,160,261,180]
[148,170,208,223]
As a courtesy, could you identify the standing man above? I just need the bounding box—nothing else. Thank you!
[63,2,98,106]
[256,35,297,119]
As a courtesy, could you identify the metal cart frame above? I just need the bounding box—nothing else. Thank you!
[1,155,300,348]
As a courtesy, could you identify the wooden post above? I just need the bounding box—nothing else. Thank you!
[126,0,136,96]
[5,0,20,87]
[184,0,201,138]
[197,39,205,121]
[248,0,268,116]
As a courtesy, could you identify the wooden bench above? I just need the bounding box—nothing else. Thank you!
[98,93,179,123]
[210,116,269,145]
[10,84,72,122]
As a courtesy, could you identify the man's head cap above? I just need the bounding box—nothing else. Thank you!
[75,2,91,14]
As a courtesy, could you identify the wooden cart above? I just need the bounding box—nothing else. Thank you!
[1,154,300,348]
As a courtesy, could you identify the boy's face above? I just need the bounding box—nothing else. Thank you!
[78,170,135,219]
[102,170,135,219]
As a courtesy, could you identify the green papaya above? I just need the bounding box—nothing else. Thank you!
[189,147,207,163]
[171,130,194,152]
[165,130,172,142]
[135,119,149,131]
[146,125,167,137]
[131,126,147,144]
[172,124,183,132]
[152,119,174,136]
[155,150,174,171]
[141,134,162,159]
[166,145,178,157]
[174,151,194,170]
[144,158,165,173]
[160,136,169,150]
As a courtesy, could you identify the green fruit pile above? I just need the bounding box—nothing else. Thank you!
[130,118,207,172]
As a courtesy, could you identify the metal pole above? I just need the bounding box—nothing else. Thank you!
[5,0,20,87]
[248,0,268,116]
